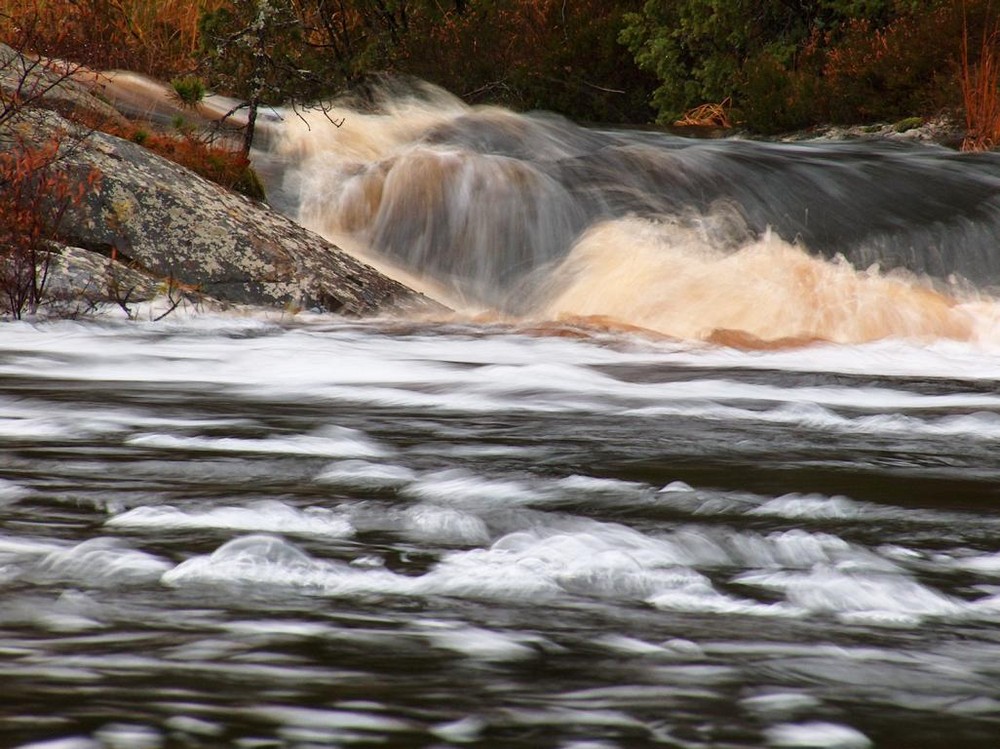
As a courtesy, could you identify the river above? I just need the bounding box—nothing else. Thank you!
[5,86,1000,748]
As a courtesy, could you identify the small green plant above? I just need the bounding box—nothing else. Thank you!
[170,114,196,136]
[233,165,266,201]
[171,75,206,107]
[130,128,150,145]
[893,116,924,133]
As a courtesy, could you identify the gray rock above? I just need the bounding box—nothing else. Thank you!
[6,107,441,316]
[41,244,164,317]
[0,40,440,318]
[0,43,128,128]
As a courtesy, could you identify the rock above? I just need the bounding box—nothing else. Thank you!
[0,43,129,128]
[0,41,441,318]
[43,244,163,316]
[776,115,965,148]
[6,107,442,317]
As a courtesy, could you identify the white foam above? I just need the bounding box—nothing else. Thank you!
[593,634,670,656]
[93,723,163,749]
[163,716,225,738]
[665,334,1000,381]
[107,501,354,538]
[628,398,1000,441]
[164,534,343,588]
[160,518,920,618]
[416,620,540,661]
[161,535,414,596]
[647,589,801,618]
[949,552,1000,575]
[221,620,332,638]
[13,739,101,749]
[558,475,647,492]
[0,480,31,507]
[127,425,388,458]
[740,691,822,718]
[251,705,413,733]
[402,468,545,508]
[418,525,785,612]
[401,504,492,545]
[736,566,965,623]
[430,716,486,743]
[29,538,172,586]
[765,721,872,748]
[0,402,134,442]
[659,480,695,493]
[6,319,1000,440]
[162,524,758,609]
[314,460,416,489]
[749,495,862,520]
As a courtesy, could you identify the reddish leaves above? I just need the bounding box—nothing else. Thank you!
[0,133,101,317]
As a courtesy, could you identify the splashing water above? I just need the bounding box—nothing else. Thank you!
[539,218,973,344]
[266,83,1000,344]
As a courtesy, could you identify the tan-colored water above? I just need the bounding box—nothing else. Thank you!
[276,91,1000,346]
[538,218,976,344]
[83,73,1000,347]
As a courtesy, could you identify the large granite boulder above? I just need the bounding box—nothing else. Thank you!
[10,108,440,316]
[0,43,127,127]
[0,41,440,317]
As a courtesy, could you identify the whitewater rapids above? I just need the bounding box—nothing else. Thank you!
[254,83,1000,346]
[7,76,1000,749]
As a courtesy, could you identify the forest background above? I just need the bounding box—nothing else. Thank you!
[5,0,1000,138]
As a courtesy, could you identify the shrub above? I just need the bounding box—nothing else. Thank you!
[620,0,977,132]
[619,0,821,124]
[819,6,961,124]
[171,75,206,107]
[131,129,265,200]
[0,132,101,318]
[961,14,1000,150]
[0,23,102,318]
[738,52,818,134]
[71,103,265,200]
[387,0,656,123]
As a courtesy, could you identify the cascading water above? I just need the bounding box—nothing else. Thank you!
[9,77,1000,749]
[270,83,1000,343]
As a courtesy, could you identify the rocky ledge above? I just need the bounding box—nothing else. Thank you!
[1,45,441,319]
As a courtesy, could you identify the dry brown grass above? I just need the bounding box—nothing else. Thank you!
[961,8,1000,150]
[674,99,732,129]
[0,0,224,78]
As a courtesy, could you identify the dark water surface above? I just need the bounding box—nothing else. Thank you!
[4,319,1000,748]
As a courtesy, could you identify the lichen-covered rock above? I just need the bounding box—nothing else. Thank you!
[18,108,441,316]
[0,44,128,128]
[42,244,163,315]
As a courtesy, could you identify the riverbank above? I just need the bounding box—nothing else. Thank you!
[667,114,967,149]
[0,46,443,321]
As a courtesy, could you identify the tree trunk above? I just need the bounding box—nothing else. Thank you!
[242,99,258,160]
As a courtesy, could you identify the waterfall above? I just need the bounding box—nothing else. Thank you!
[96,74,1000,344]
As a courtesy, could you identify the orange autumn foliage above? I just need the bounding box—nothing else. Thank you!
[0,132,101,317]
[0,0,224,80]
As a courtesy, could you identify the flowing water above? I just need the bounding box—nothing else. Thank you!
[7,83,1000,748]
